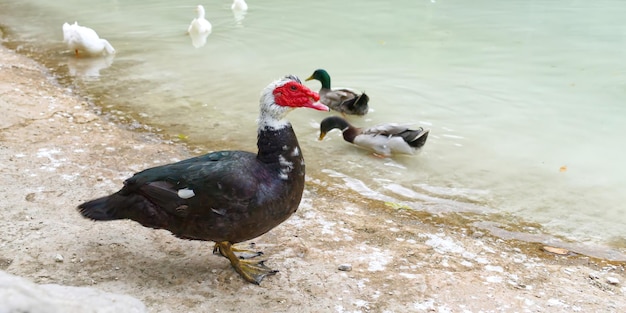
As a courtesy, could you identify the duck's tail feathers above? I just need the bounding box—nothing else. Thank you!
[355,92,369,106]
[78,195,124,221]
[78,192,172,230]
[346,92,370,115]
[101,39,116,55]
[402,128,430,148]
[62,22,72,42]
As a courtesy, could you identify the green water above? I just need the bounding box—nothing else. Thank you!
[1,0,625,257]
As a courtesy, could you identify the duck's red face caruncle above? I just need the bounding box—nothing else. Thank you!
[273,81,328,111]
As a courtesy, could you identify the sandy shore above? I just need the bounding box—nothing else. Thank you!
[1,45,625,312]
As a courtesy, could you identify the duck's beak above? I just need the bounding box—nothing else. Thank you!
[307,101,329,112]
[318,131,327,141]
[305,75,314,81]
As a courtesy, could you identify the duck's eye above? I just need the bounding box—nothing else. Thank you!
[290,85,298,91]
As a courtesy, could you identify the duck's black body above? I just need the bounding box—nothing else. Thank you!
[79,126,304,244]
[78,75,327,284]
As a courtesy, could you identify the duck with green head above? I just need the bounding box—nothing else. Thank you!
[306,69,369,116]
[319,116,430,157]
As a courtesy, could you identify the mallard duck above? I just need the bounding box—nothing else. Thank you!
[306,69,369,116]
[319,116,429,157]
[78,75,328,285]
[187,5,212,48]
[62,22,115,57]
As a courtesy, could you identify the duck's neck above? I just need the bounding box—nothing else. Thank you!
[197,7,206,19]
[342,127,360,143]
[257,125,302,165]
[316,72,332,90]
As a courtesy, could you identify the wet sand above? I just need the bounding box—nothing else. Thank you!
[1,45,625,312]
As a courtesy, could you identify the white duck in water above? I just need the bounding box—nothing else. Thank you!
[231,0,248,24]
[62,22,115,57]
[231,0,248,11]
[319,116,430,157]
[187,5,212,48]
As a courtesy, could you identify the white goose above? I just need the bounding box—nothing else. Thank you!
[62,22,115,57]
[187,5,212,47]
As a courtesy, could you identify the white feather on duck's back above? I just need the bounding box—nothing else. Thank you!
[177,188,195,199]
[62,22,115,57]
[362,123,412,135]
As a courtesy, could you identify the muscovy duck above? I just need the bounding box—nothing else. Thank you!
[78,75,328,284]
[62,22,116,57]
[306,69,369,116]
[187,5,212,48]
[319,116,430,157]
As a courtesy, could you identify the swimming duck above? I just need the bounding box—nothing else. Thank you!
[62,22,115,57]
[231,0,248,23]
[187,5,212,48]
[319,116,429,157]
[231,0,248,11]
[306,69,369,116]
[78,76,328,285]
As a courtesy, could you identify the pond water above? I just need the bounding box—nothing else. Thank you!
[1,0,625,258]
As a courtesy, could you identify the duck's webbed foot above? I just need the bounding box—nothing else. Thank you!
[213,241,278,285]
[213,242,263,259]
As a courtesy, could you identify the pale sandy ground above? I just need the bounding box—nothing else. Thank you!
[1,45,625,312]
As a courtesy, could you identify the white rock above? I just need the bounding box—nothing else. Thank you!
[606,277,620,285]
[54,254,64,263]
[0,270,145,313]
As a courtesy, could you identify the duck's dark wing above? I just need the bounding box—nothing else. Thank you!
[399,128,429,148]
[327,88,369,115]
[340,91,369,115]
[78,151,259,228]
